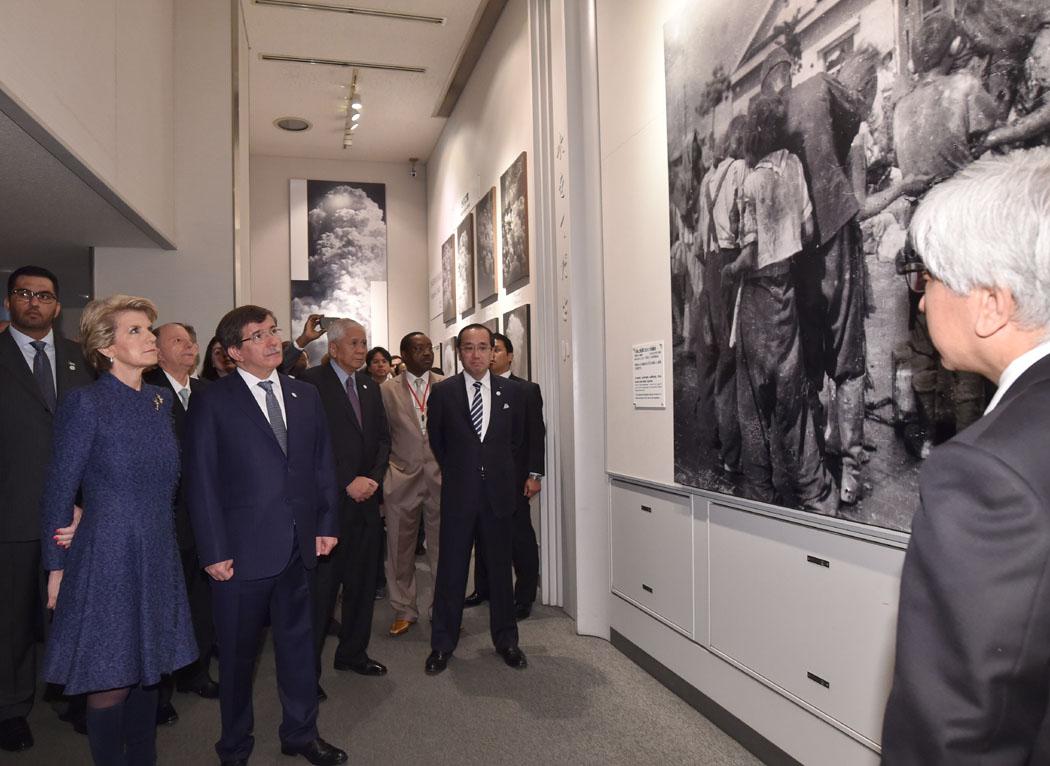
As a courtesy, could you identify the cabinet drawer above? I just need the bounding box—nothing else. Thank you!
[709,505,903,743]
[610,482,693,632]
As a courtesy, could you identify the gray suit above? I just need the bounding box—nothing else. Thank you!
[0,329,92,721]
[882,353,1050,764]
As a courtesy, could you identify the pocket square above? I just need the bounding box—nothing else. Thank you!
[503,403,510,410]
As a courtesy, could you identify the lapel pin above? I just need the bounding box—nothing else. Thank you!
[503,403,510,410]
[362,383,368,389]
[496,390,502,397]
[153,394,163,412]
[291,391,298,398]
[68,361,77,371]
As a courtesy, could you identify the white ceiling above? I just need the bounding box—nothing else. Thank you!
[243,0,488,163]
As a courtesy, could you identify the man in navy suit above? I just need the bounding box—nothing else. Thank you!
[881,150,1050,761]
[424,323,528,674]
[185,306,347,766]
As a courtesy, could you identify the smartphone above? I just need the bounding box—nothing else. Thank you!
[317,315,331,331]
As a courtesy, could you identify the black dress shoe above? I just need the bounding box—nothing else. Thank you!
[156,701,179,726]
[514,602,532,621]
[0,717,33,752]
[497,645,528,669]
[463,591,487,608]
[280,737,348,765]
[425,650,451,675]
[317,683,327,702]
[176,674,220,699]
[333,657,387,676]
[220,759,248,766]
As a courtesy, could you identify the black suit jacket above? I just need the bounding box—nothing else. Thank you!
[0,329,93,541]
[882,353,1050,764]
[508,373,546,483]
[427,373,526,519]
[298,363,390,518]
[184,371,339,580]
[143,367,209,549]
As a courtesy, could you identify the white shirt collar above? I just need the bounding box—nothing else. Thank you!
[497,369,512,378]
[8,325,54,350]
[404,369,428,388]
[985,340,1050,413]
[236,366,280,388]
[464,369,491,388]
[162,368,191,392]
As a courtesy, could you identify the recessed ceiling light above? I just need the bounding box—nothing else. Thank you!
[351,112,361,122]
[274,116,311,132]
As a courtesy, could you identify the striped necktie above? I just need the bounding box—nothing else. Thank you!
[470,380,483,438]
[257,380,288,454]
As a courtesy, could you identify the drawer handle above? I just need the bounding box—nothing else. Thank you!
[807,672,830,689]
[806,555,830,568]
[641,583,653,593]
[640,505,652,513]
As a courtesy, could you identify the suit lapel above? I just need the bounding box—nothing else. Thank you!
[324,364,362,434]
[281,374,303,458]
[53,338,83,398]
[0,330,50,412]
[486,374,509,444]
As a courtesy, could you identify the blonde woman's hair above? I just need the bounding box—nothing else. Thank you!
[80,294,158,371]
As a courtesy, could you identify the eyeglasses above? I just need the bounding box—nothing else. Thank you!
[905,268,929,295]
[239,326,282,344]
[10,288,58,304]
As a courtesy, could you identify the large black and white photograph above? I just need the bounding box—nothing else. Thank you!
[457,213,476,318]
[292,180,387,366]
[441,233,456,324]
[475,186,498,303]
[500,151,530,292]
[442,337,458,375]
[665,0,1045,532]
[502,304,531,381]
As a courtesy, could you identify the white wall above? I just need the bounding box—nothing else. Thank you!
[426,0,535,353]
[94,0,235,341]
[249,155,429,349]
[0,0,176,242]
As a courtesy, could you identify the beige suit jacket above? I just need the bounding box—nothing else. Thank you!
[380,371,442,508]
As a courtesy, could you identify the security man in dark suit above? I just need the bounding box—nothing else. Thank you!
[0,265,93,752]
[185,305,347,766]
[465,331,545,620]
[143,322,218,726]
[298,319,391,695]
[881,150,1050,762]
[425,323,536,675]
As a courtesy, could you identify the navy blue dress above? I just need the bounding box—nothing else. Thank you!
[40,373,197,694]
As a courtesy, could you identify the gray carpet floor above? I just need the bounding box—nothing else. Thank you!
[23,558,760,765]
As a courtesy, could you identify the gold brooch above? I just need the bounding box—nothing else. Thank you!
[153,394,163,411]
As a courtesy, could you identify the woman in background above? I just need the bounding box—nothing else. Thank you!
[366,346,393,385]
[41,295,196,765]
[200,335,235,380]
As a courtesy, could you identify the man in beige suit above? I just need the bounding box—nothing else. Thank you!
[380,332,443,636]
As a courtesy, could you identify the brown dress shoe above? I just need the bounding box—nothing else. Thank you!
[389,619,414,636]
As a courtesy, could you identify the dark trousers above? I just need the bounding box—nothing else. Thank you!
[737,264,828,507]
[431,500,518,654]
[0,541,43,721]
[312,503,380,668]
[211,546,318,762]
[694,247,743,470]
[472,495,540,606]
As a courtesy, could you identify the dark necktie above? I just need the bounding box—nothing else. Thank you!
[257,380,288,454]
[30,340,57,412]
[470,381,483,438]
[345,374,362,427]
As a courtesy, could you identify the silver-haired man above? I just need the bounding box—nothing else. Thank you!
[882,148,1050,762]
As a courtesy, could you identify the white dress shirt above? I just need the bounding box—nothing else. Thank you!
[8,325,57,388]
[237,367,287,427]
[464,369,492,440]
[162,369,192,410]
[404,369,430,433]
[984,340,1050,414]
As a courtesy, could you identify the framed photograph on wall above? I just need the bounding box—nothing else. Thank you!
[475,187,498,303]
[500,152,529,293]
[441,234,456,324]
[433,342,441,371]
[457,213,476,318]
[502,304,530,381]
[482,317,499,336]
[290,180,387,367]
[441,337,456,377]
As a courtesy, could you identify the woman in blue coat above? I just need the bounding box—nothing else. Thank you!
[40,295,196,765]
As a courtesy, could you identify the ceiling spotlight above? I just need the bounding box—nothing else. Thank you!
[351,112,361,122]
[350,123,359,131]
[351,93,362,111]
[274,116,311,132]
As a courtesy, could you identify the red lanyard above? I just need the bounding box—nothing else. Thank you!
[408,376,430,417]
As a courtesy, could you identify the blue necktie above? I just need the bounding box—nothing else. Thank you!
[30,340,57,412]
[470,381,483,438]
[257,380,288,454]
[346,374,362,427]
